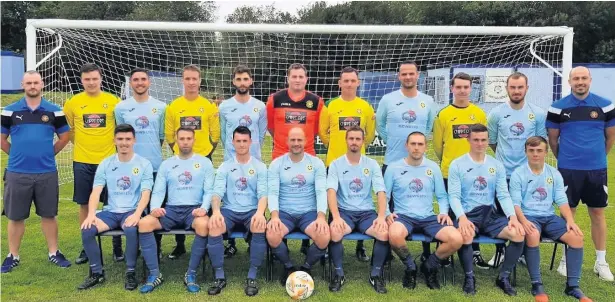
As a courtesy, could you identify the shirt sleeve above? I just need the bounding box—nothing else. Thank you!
[371,160,386,195]
[318,104,330,147]
[150,162,168,209]
[63,98,75,143]
[266,95,275,135]
[433,167,449,215]
[487,109,499,145]
[603,102,615,128]
[200,159,215,210]
[165,103,175,144]
[256,163,268,200]
[209,103,221,144]
[495,161,515,217]
[218,105,227,147]
[509,169,523,208]
[314,158,328,215]
[433,114,444,161]
[364,105,377,146]
[535,108,548,139]
[553,169,569,207]
[375,96,388,143]
[159,105,166,141]
[267,158,281,212]
[212,163,228,200]
[0,109,11,135]
[258,102,267,145]
[383,165,394,216]
[93,158,108,188]
[426,99,437,135]
[114,105,125,126]
[53,109,69,135]
[447,161,465,219]
[546,105,562,129]
[140,161,154,191]
[326,160,339,191]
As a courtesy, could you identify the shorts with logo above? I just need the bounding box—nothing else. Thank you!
[97,210,135,230]
[73,162,108,205]
[3,170,59,220]
[338,210,378,234]
[159,205,200,231]
[394,214,446,241]
[279,211,318,233]
[559,168,608,208]
[525,215,568,241]
[222,208,257,233]
[453,205,509,238]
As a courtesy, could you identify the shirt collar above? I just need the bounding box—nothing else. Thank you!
[20,97,46,111]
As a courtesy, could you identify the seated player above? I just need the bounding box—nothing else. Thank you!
[207,126,268,296]
[137,127,215,293]
[448,124,525,296]
[511,136,592,302]
[385,131,462,290]
[78,124,153,290]
[266,127,330,286]
[327,126,389,294]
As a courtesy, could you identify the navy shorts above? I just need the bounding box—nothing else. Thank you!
[279,211,318,233]
[454,205,509,238]
[338,210,378,234]
[526,215,568,241]
[559,168,608,208]
[73,162,108,205]
[159,205,199,231]
[97,210,135,230]
[395,214,446,241]
[222,208,256,233]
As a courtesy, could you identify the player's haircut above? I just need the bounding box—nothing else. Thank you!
[24,70,41,77]
[468,123,488,136]
[340,66,359,77]
[114,123,135,137]
[176,126,195,136]
[406,131,426,143]
[451,72,472,86]
[80,63,101,75]
[506,72,528,86]
[524,136,549,151]
[345,126,365,139]
[233,125,252,139]
[399,60,419,71]
[287,63,307,76]
[182,64,201,77]
[130,68,149,78]
[233,64,252,78]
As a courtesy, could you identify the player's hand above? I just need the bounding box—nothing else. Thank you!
[123,213,141,228]
[330,217,346,234]
[437,214,453,226]
[81,215,97,230]
[267,217,283,234]
[192,208,207,217]
[457,216,475,237]
[151,208,166,218]
[373,216,387,233]
[210,211,224,229]
[386,213,398,226]
[566,221,583,236]
[251,213,267,232]
[521,219,538,236]
[508,216,525,236]
[314,216,329,235]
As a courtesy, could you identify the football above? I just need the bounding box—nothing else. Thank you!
[285,271,315,300]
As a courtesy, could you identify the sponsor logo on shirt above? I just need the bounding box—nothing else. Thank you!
[473,176,488,191]
[116,176,132,191]
[83,114,107,128]
[509,122,525,136]
[178,171,193,185]
[452,124,471,139]
[235,177,248,191]
[409,178,424,192]
[402,110,417,123]
[338,116,361,130]
[349,178,364,193]
[180,116,202,130]
[532,187,548,201]
[239,115,253,127]
[135,116,150,129]
[291,175,307,188]
[285,111,307,124]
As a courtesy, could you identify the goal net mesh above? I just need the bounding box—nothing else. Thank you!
[32,26,565,185]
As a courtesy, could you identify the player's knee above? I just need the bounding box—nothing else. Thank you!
[329,227,344,242]
[208,225,225,237]
[566,233,584,248]
[81,225,98,238]
[138,218,155,233]
[388,224,406,243]
[526,232,540,247]
[252,224,266,234]
[448,229,463,248]
[461,233,473,245]
[266,232,282,247]
[374,229,389,242]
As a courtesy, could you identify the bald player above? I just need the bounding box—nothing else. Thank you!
[547,66,615,281]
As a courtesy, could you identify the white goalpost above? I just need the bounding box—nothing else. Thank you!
[25,19,574,185]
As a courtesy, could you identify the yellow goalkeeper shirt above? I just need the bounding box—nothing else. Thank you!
[165,95,220,156]
[63,91,120,164]
[319,96,376,166]
[433,103,487,178]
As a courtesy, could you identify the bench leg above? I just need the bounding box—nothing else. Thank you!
[550,243,559,270]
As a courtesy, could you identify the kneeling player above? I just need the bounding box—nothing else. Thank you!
[448,124,525,295]
[78,124,153,290]
[511,136,591,302]
[327,126,389,293]
[266,127,330,285]
[385,132,462,290]
[138,127,215,293]
[207,126,268,296]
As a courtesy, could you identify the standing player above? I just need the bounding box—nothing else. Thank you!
[164,64,220,259]
[63,63,123,265]
[385,131,462,291]
[433,72,489,268]
[448,124,525,296]
[547,66,615,281]
[266,127,330,286]
[375,60,438,261]
[218,65,266,258]
[327,126,388,293]
[77,124,153,290]
[486,72,547,267]
[207,126,268,296]
[1,71,71,273]
[319,67,376,262]
[137,127,215,294]
[511,137,591,302]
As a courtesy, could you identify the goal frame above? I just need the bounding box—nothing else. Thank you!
[26,19,574,95]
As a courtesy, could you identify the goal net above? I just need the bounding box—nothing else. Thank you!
[27,20,573,185]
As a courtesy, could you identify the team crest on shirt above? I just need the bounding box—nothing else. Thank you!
[253,107,259,113]
[248,168,255,176]
[357,108,362,114]
[363,168,370,176]
[469,114,475,121]
[151,108,158,114]
[116,176,131,191]
[590,111,599,119]
[409,178,424,193]
[528,113,535,121]
[178,171,193,185]
[306,100,314,109]
[546,177,553,185]
[199,107,204,113]
[307,165,313,171]
[132,167,140,175]
[103,103,108,109]
[488,167,496,175]
[425,168,433,177]
[41,115,49,122]
[349,178,364,193]
[532,187,548,201]
[194,163,201,169]
[420,102,426,109]
[235,177,248,191]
